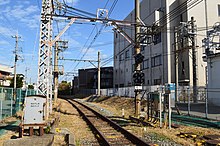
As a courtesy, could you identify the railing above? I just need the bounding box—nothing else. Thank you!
[0,87,37,121]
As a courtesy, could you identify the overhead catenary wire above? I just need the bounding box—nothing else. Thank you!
[61,0,206,81]
[60,0,117,81]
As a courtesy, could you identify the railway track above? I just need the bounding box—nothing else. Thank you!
[67,99,153,146]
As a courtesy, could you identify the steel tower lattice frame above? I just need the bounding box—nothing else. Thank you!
[37,0,53,118]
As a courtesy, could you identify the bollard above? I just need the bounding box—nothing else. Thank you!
[122,108,124,118]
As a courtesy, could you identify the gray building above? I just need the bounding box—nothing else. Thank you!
[114,0,220,87]
[78,67,113,89]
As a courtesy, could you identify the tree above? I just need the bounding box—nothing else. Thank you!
[10,74,24,88]
[58,80,71,95]
[28,85,34,89]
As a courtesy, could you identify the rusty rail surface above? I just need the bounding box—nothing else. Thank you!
[67,99,153,146]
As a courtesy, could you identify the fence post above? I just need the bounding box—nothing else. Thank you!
[0,87,3,100]
[159,87,162,128]
[11,89,13,116]
[187,87,190,115]
[205,87,208,118]
[0,100,2,121]
[19,89,22,111]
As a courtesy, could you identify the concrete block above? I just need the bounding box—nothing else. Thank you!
[3,134,54,146]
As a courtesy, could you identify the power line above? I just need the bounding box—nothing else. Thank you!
[62,0,118,77]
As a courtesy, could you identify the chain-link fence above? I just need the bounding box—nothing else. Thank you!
[0,87,37,121]
[174,86,220,120]
[97,86,220,120]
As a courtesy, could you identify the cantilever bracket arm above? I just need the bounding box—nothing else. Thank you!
[89,61,98,69]
[49,18,77,46]
[111,21,136,46]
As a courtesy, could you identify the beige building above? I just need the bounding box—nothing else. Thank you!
[114,0,220,88]
[0,64,13,86]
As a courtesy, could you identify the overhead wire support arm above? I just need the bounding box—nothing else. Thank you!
[59,58,98,68]
[111,21,135,45]
[50,18,76,46]
[59,58,98,62]
[52,14,134,27]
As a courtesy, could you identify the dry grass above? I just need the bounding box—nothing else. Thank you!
[55,98,97,146]
[87,96,135,117]
[52,135,66,146]
[2,96,220,146]
[84,95,220,145]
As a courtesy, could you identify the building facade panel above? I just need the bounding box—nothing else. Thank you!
[114,0,220,87]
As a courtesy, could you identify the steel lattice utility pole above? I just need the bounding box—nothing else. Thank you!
[37,0,53,119]
[12,32,21,101]
[134,0,141,117]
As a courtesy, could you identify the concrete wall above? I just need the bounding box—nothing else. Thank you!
[207,55,220,106]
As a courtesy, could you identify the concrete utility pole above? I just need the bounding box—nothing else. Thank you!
[25,67,30,89]
[134,0,141,117]
[174,28,179,103]
[54,41,59,103]
[190,17,197,103]
[54,40,68,103]
[12,32,21,100]
[97,51,101,96]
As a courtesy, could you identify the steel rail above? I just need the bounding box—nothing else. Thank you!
[67,99,109,145]
[67,99,153,146]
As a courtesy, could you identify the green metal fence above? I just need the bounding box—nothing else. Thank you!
[0,87,37,121]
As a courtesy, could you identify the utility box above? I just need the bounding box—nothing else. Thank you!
[164,83,176,107]
[23,95,46,125]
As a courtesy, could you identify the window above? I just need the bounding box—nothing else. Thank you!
[153,32,161,45]
[125,50,130,59]
[218,5,220,16]
[141,62,144,70]
[141,46,146,52]
[119,54,124,61]
[151,55,162,67]
[181,61,185,76]
[132,47,135,55]
[143,59,149,69]
[154,79,161,85]
[132,64,135,72]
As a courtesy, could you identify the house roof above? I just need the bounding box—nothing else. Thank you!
[0,64,13,74]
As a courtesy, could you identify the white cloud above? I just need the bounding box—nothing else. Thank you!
[62,34,81,48]
[2,4,40,29]
[0,0,10,5]
[65,0,79,6]
[0,40,9,45]
[0,26,15,37]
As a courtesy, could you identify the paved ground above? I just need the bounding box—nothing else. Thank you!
[174,102,220,120]
[3,134,54,146]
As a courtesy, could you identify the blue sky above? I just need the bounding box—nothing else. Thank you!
[0,0,134,83]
